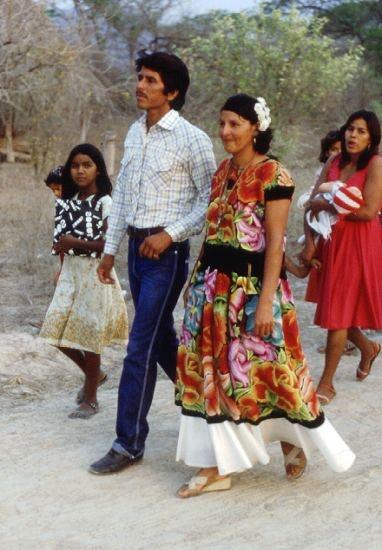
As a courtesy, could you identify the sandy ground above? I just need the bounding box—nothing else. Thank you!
[1,279,382,549]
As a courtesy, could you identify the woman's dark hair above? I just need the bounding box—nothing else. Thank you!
[221,93,273,154]
[44,165,64,186]
[135,52,190,111]
[340,110,381,170]
[62,143,112,199]
[319,130,341,163]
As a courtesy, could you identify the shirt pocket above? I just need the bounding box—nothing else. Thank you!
[150,149,177,189]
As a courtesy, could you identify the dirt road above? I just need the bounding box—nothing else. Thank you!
[1,322,382,549]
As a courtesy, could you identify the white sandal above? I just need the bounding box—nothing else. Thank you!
[177,474,232,498]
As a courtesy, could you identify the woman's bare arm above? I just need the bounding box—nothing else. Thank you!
[255,198,290,337]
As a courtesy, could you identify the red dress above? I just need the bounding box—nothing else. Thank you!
[314,155,382,329]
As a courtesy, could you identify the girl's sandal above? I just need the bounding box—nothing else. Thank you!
[356,343,381,381]
[76,373,108,404]
[283,446,307,480]
[68,401,99,419]
[176,474,232,498]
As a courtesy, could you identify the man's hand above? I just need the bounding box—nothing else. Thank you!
[138,231,173,260]
[53,234,78,253]
[97,254,115,284]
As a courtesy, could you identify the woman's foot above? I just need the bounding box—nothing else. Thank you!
[316,383,336,405]
[76,372,108,404]
[177,468,231,498]
[281,443,307,480]
[68,400,99,419]
[356,341,381,381]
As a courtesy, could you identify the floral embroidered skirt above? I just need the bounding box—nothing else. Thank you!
[175,251,355,474]
[40,255,128,354]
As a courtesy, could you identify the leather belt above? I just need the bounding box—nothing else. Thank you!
[127,225,164,239]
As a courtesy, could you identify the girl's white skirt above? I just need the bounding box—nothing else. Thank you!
[40,255,128,354]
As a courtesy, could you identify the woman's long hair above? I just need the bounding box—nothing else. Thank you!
[62,143,113,199]
[340,110,381,170]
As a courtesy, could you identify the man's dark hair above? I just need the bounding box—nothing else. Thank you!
[340,110,381,170]
[135,52,190,111]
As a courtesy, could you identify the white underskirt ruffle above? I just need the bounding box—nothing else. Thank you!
[176,414,355,475]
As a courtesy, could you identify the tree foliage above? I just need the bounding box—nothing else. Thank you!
[265,1,382,72]
[179,9,362,154]
[0,1,377,168]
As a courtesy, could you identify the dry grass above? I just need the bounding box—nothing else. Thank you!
[1,165,55,274]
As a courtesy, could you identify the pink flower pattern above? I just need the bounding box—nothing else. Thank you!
[236,207,265,252]
[204,267,218,303]
[228,338,252,387]
[242,334,276,361]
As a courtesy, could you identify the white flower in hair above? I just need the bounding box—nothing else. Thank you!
[254,97,271,131]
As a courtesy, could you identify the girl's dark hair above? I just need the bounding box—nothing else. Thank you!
[340,110,381,170]
[319,130,341,163]
[62,143,112,199]
[221,93,273,154]
[135,52,190,111]
[44,165,64,186]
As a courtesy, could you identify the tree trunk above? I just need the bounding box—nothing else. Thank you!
[79,111,91,142]
[102,131,116,177]
[5,114,15,163]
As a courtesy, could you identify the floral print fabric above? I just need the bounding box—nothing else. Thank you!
[175,158,322,428]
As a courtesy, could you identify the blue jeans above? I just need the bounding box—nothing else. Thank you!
[112,238,189,457]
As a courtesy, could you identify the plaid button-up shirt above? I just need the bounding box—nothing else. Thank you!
[104,109,216,255]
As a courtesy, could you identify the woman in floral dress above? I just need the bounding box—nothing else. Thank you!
[175,94,355,497]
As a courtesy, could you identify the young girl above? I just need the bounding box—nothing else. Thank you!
[285,129,342,279]
[40,143,128,419]
[44,165,65,285]
[44,165,64,198]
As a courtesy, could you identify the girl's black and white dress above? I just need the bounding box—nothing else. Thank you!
[40,194,128,354]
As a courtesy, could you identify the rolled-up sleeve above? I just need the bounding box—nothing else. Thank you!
[165,132,216,242]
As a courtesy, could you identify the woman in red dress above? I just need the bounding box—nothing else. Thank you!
[305,110,382,403]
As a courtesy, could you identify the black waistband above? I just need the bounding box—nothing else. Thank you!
[199,243,286,280]
[127,225,164,238]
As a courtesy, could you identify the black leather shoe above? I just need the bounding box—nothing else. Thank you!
[88,448,143,475]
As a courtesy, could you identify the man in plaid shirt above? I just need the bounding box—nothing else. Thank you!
[90,52,216,475]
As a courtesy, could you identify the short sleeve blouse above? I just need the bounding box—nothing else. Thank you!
[73,193,112,220]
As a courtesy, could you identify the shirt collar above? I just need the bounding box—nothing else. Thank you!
[139,109,179,131]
